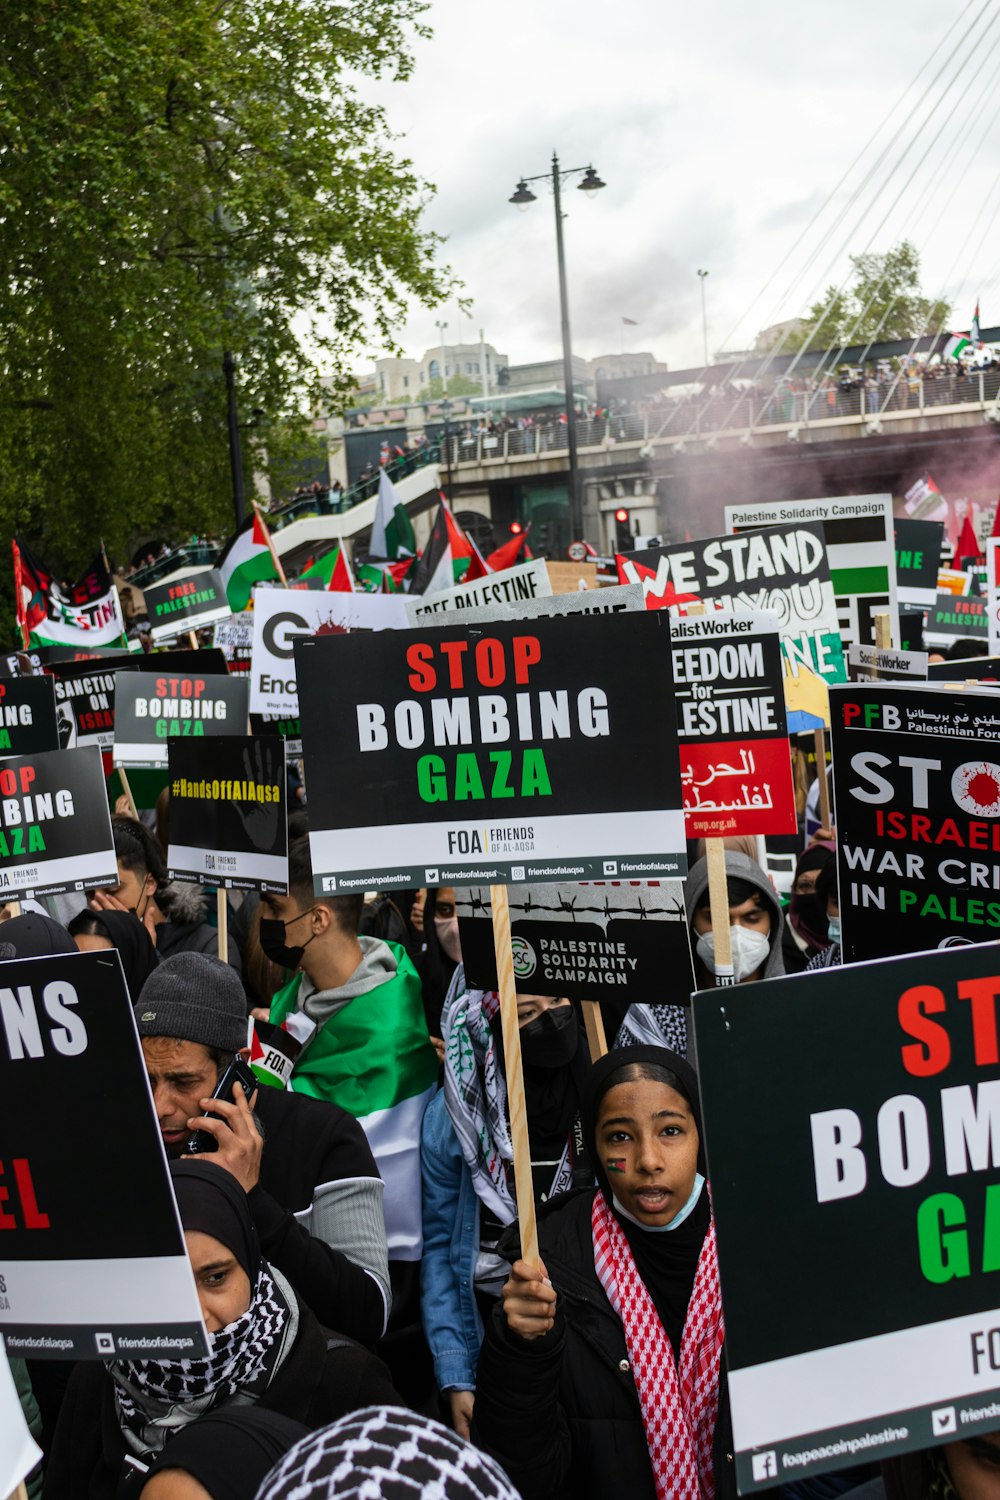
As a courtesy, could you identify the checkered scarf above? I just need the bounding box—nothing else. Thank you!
[592,1189,724,1500]
[442,983,517,1223]
[111,1264,293,1455]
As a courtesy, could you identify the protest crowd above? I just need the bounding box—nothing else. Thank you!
[5,482,1000,1500]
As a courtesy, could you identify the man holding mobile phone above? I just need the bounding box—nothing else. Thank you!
[135,953,391,1349]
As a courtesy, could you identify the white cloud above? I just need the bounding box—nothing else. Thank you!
[358,0,1000,374]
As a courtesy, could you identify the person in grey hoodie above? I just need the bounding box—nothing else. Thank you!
[616,850,785,1056]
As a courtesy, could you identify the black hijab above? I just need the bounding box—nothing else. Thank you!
[92,909,160,999]
[141,1408,308,1499]
[583,1045,709,1355]
[169,1159,260,1289]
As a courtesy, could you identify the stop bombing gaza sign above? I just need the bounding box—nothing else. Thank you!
[694,943,1000,1492]
[294,611,686,892]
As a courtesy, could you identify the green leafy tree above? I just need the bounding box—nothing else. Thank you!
[415,374,482,401]
[782,242,950,353]
[0,0,454,636]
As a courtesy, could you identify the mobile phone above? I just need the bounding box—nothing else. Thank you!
[186,1055,258,1155]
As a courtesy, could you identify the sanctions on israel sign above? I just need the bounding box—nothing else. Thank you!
[672,612,796,839]
[295,611,686,890]
[694,943,1000,1492]
[829,683,1000,960]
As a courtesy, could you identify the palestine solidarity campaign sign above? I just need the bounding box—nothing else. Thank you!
[830,683,1000,961]
[296,611,685,890]
[673,612,796,838]
[694,943,1000,1490]
[167,736,288,892]
[0,950,207,1360]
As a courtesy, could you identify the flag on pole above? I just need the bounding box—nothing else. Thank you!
[622,317,638,326]
[14,539,126,648]
[370,470,417,560]
[218,513,279,609]
[300,544,354,593]
[486,526,532,573]
[407,503,454,596]
[972,299,981,344]
[943,334,971,361]
[442,500,490,582]
[903,473,948,523]
[956,513,982,568]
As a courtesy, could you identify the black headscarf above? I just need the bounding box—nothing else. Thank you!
[141,1408,308,1499]
[169,1159,260,1289]
[583,1045,709,1354]
[89,909,160,999]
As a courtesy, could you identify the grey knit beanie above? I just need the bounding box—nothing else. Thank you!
[134,952,246,1053]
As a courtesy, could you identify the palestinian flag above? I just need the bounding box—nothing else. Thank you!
[903,474,947,523]
[15,539,126,648]
[944,334,971,360]
[972,300,981,345]
[218,512,278,610]
[300,544,354,592]
[486,527,532,572]
[269,945,438,1259]
[444,501,491,583]
[370,470,417,560]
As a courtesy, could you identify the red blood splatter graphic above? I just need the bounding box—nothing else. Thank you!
[967,770,1000,809]
[313,618,348,638]
[953,761,1000,816]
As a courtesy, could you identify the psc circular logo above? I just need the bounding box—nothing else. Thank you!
[952,760,1000,817]
[511,935,537,979]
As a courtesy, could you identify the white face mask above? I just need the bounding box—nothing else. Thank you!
[696,924,770,982]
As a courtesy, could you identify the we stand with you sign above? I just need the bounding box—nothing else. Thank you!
[295,611,687,1259]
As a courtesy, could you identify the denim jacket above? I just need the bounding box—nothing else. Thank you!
[419,1089,486,1391]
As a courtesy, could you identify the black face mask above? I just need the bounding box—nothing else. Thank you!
[259,911,315,969]
[519,1005,579,1069]
[790,892,826,935]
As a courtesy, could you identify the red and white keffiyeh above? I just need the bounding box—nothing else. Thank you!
[592,1189,724,1500]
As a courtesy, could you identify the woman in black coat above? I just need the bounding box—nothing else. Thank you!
[43,1160,398,1500]
[472,1045,735,1500]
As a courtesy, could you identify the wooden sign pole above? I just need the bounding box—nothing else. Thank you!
[873,610,892,651]
[216,888,229,964]
[118,767,140,821]
[490,883,539,1267]
[187,630,199,650]
[582,1000,608,1062]
[704,836,735,986]
[813,728,831,832]
[253,501,289,588]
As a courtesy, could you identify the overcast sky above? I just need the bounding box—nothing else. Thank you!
[359,0,1000,375]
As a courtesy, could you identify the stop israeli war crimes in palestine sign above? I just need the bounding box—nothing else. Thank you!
[829,683,1000,961]
[295,611,686,892]
[0,747,116,899]
[617,522,847,687]
[693,944,1000,1493]
[455,880,694,1002]
[672,612,796,839]
[113,672,250,770]
[0,949,207,1360]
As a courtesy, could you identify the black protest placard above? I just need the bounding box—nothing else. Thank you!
[895,518,943,608]
[0,677,59,759]
[456,880,693,1002]
[145,569,232,642]
[295,611,686,891]
[167,736,288,892]
[617,522,847,687]
[693,944,1000,1492]
[48,659,140,750]
[213,612,254,675]
[829,683,1000,961]
[0,747,117,899]
[147,646,229,676]
[672,612,796,839]
[925,593,989,648]
[249,712,302,756]
[0,950,207,1360]
[928,657,1000,683]
[113,672,249,769]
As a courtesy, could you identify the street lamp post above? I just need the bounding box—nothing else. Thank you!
[510,155,605,543]
[223,350,247,528]
[436,317,451,495]
[697,269,710,368]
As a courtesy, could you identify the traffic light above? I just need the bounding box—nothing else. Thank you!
[614,507,631,552]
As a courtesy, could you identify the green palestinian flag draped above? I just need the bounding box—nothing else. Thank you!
[369,470,416,559]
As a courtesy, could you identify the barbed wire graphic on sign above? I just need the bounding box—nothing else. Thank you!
[458,887,686,927]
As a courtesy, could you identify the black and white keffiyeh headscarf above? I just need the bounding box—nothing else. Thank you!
[255,1405,520,1500]
[110,1159,296,1456]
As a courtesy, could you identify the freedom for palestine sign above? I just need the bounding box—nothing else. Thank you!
[295,611,686,891]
